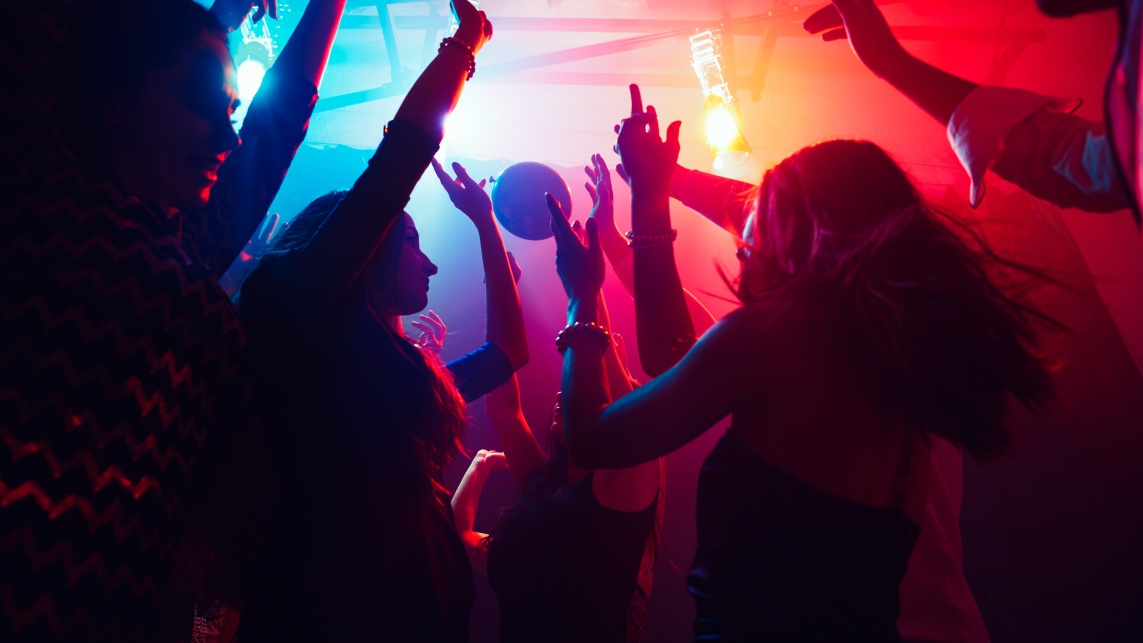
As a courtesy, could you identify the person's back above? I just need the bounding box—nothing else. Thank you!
[687,298,930,641]
[556,132,1057,641]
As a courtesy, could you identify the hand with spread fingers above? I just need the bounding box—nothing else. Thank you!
[549,194,605,302]
[803,0,980,126]
[803,0,906,78]
[411,310,447,354]
[614,84,682,192]
[432,158,494,227]
[584,153,616,231]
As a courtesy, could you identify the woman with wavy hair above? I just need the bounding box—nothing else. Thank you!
[553,90,1057,641]
[235,2,523,640]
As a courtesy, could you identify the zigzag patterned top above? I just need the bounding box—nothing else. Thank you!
[1,10,318,634]
[0,164,247,641]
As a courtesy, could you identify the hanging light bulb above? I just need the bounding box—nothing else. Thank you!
[690,30,751,169]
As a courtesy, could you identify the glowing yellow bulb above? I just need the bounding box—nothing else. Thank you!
[705,104,740,152]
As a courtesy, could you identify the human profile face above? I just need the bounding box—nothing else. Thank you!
[391,213,439,316]
[112,31,240,210]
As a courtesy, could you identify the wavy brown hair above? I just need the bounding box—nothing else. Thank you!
[253,191,467,492]
[730,140,1059,460]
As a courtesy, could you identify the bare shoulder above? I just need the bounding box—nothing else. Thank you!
[697,300,799,354]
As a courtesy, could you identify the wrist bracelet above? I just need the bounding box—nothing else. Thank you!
[625,229,678,249]
[555,322,612,355]
[439,37,476,81]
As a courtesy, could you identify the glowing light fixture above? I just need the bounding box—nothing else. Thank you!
[689,30,750,168]
[232,11,277,125]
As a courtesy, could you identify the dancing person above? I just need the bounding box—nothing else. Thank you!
[236,4,515,639]
[804,0,1136,223]
[452,302,660,642]
[650,159,996,642]
[0,0,346,638]
[551,97,1058,640]
[620,126,990,638]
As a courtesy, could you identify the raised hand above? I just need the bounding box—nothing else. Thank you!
[549,194,605,302]
[584,153,617,231]
[803,0,905,78]
[614,84,682,192]
[411,310,447,354]
[452,0,494,54]
[432,158,494,227]
[468,448,508,473]
[210,0,278,32]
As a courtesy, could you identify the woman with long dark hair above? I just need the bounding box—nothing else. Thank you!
[235,3,521,640]
[553,94,1057,640]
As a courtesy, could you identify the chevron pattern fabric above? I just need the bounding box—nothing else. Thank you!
[0,162,247,641]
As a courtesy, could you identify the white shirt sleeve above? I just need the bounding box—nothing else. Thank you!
[947,86,1082,208]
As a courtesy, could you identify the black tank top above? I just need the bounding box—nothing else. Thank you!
[487,473,655,643]
[689,431,920,641]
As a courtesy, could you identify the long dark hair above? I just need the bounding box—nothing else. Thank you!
[251,191,468,490]
[732,140,1058,460]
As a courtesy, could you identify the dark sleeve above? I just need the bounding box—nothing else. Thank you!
[184,67,319,277]
[246,119,440,317]
[446,342,515,403]
[670,167,756,236]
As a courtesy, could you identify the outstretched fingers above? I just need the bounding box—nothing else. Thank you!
[431,158,458,192]
[629,83,644,116]
[803,4,843,35]
[594,154,612,190]
[584,181,599,204]
[548,192,574,241]
[452,161,481,190]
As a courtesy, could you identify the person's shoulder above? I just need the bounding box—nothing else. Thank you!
[694,299,812,364]
[707,300,796,338]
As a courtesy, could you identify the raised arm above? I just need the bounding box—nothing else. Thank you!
[451,449,508,573]
[667,165,754,236]
[190,0,347,276]
[803,0,978,125]
[261,0,344,88]
[552,197,749,468]
[616,85,695,376]
[431,160,529,370]
[593,292,662,514]
[587,154,718,337]
[251,1,492,309]
[806,0,1133,213]
[484,376,546,485]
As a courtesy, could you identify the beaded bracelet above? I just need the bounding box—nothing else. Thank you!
[439,37,476,81]
[625,229,678,249]
[555,322,612,354]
